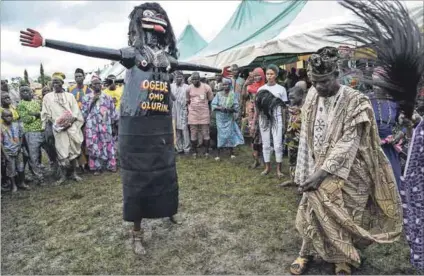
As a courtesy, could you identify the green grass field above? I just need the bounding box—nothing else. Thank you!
[1,146,419,274]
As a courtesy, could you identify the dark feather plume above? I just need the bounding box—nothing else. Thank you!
[328,0,424,118]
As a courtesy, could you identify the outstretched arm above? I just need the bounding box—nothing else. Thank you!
[20,28,121,61]
[167,56,221,73]
[20,28,226,73]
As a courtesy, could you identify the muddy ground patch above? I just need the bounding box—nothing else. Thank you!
[1,146,418,274]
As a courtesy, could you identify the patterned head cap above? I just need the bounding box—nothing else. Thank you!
[308,47,340,78]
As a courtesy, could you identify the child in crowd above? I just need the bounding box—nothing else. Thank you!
[1,109,29,192]
[279,86,305,187]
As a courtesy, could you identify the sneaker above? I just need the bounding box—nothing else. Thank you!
[215,157,220,161]
[204,153,209,158]
[230,155,236,159]
[193,153,197,159]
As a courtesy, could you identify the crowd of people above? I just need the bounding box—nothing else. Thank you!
[2,58,424,194]
[1,46,424,273]
[0,60,374,190]
[1,69,123,191]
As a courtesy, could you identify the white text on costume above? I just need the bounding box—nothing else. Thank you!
[140,80,169,113]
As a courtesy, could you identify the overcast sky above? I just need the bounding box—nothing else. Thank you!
[1,1,240,80]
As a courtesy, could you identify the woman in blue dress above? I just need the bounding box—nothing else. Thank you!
[369,67,403,187]
[211,78,244,160]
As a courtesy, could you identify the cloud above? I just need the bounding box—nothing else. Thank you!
[1,1,134,30]
[0,1,240,80]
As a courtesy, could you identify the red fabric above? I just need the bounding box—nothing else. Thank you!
[247,68,265,94]
[222,66,232,78]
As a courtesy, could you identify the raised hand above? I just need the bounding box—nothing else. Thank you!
[20,28,43,48]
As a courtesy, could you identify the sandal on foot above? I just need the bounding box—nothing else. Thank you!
[260,170,270,176]
[290,256,312,275]
[335,263,351,275]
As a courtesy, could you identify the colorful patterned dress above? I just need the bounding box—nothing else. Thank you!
[81,92,119,171]
[401,120,424,271]
[211,91,244,148]
[284,106,302,181]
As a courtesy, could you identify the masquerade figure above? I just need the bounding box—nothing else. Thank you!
[330,0,424,271]
[20,2,221,255]
[291,42,403,276]
[256,64,288,179]
[246,68,265,169]
[211,78,244,160]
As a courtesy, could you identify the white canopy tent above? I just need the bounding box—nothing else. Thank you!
[99,62,126,80]
[186,0,423,68]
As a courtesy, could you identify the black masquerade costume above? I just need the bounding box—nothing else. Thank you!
[20,3,220,221]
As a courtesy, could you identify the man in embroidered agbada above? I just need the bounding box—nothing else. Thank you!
[289,47,403,275]
[41,72,84,185]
